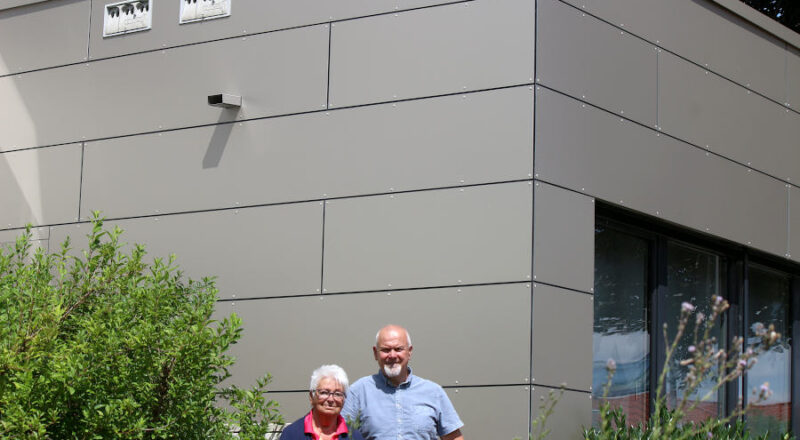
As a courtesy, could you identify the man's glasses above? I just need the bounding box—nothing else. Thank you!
[314,389,346,401]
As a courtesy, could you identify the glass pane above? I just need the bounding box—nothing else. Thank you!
[665,242,724,423]
[746,265,791,440]
[593,226,650,426]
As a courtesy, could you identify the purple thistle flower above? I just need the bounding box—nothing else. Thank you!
[606,358,617,371]
[682,302,695,312]
[688,345,696,353]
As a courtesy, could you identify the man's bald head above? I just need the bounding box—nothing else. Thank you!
[375,325,412,347]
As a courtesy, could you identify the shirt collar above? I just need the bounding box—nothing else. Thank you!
[303,412,349,439]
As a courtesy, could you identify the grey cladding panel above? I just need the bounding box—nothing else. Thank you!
[0,25,327,151]
[81,87,534,218]
[89,0,460,60]
[49,203,323,299]
[446,386,529,440]
[789,47,800,109]
[659,52,798,183]
[323,183,533,292]
[533,182,594,293]
[266,392,311,427]
[531,387,591,440]
[0,226,48,243]
[562,0,786,103]
[0,237,48,258]
[0,0,89,75]
[329,0,535,107]
[221,284,531,391]
[536,88,788,257]
[0,226,48,258]
[0,144,81,229]
[536,0,656,125]
[532,284,593,391]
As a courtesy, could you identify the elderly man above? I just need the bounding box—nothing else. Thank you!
[342,325,465,440]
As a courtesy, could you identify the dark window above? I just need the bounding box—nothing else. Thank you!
[593,226,650,425]
[664,242,726,422]
[593,209,797,436]
[747,265,792,439]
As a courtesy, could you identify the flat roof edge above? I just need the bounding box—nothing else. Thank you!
[712,0,800,50]
[1,0,797,50]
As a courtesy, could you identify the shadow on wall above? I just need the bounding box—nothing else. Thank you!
[0,47,41,230]
[203,109,239,169]
[0,2,53,230]
[0,56,77,231]
[0,0,240,225]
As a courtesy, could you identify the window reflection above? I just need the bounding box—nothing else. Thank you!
[747,265,791,439]
[593,226,650,426]
[594,213,798,431]
[665,241,725,423]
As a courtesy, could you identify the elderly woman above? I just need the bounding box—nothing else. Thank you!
[280,364,365,440]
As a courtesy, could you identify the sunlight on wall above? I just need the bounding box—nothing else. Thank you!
[0,53,43,227]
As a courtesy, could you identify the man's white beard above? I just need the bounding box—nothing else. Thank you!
[383,364,403,378]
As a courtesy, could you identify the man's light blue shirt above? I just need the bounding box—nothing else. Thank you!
[342,369,463,440]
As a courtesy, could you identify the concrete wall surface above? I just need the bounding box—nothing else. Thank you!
[1,0,798,438]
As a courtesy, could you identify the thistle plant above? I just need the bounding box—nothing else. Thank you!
[589,295,784,440]
[514,294,788,440]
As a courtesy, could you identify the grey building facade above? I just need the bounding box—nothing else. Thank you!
[0,0,798,438]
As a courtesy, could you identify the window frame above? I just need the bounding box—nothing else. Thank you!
[596,202,799,434]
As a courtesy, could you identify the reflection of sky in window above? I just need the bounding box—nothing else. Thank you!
[593,331,648,397]
[748,350,791,403]
[747,265,791,405]
[665,242,723,414]
[593,227,649,398]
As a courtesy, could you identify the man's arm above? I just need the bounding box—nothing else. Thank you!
[441,428,464,440]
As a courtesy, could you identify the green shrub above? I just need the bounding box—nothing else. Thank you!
[0,216,281,439]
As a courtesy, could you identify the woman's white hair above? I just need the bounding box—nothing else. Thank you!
[309,364,350,393]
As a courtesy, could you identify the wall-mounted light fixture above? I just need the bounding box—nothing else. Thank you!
[207,94,241,109]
